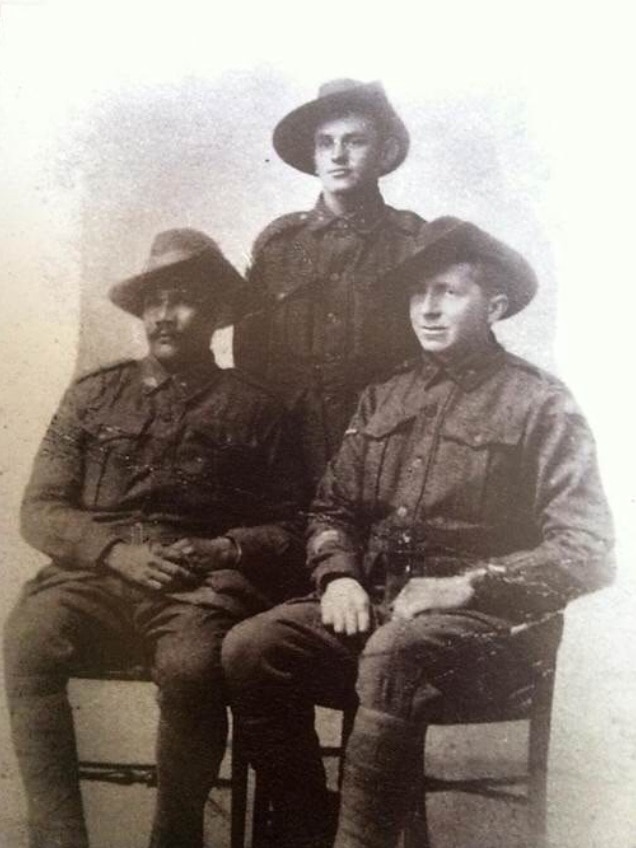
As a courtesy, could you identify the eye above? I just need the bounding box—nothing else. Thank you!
[345,135,368,148]
[315,136,332,150]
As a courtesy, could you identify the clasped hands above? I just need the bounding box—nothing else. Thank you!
[104,537,239,592]
[321,574,478,636]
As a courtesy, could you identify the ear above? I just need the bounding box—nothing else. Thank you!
[487,293,509,324]
[379,135,400,172]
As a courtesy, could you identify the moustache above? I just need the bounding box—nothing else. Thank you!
[149,324,181,340]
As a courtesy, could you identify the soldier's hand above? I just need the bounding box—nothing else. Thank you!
[104,542,196,592]
[157,537,239,573]
[321,577,371,636]
[391,575,475,620]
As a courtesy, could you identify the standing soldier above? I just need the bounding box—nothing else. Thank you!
[3,229,306,848]
[234,78,427,495]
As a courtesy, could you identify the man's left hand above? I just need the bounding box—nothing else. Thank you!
[391,575,476,620]
[156,537,239,574]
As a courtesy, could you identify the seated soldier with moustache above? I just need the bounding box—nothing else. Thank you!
[222,217,615,848]
[3,229,307,848]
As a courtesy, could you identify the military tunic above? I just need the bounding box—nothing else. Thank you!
[20,354,306,608]
[308,341,615,617]
[234,193,427,490]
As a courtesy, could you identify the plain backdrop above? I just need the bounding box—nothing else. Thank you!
[0,2,634,846]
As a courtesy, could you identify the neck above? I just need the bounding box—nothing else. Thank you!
[150,348,213,375]
[321,184,381,216]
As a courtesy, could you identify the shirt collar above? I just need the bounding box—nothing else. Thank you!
[140,354,220,399]
[306,191,387,235]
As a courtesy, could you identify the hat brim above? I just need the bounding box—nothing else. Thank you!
[384,217,538,319]
[273,83,410,176]
[108,251,247,325]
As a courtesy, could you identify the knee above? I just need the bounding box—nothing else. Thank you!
[154,638,222,701]
[221,616,275,693]
[3,603,72,695]
[356,620,441,716]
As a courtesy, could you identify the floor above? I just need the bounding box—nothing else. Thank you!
[1,589,635,848]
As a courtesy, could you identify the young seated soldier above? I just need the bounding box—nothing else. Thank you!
[3,229,307,848]
[234,78,427,495]
[222,217,615,848]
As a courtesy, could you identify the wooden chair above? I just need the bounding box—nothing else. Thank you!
[404,652,559,846]
[242,614,563,848]
[72,663,248,848]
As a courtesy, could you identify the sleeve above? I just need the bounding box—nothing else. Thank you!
[470,386,615,614]
[20,379,126,570]
[232,244,272,379]
[222,405,309,593]
[306,390,375,593]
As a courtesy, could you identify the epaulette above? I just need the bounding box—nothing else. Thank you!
[74,358,137,385]
[386,207,427,236]
[504,352,551,382]
[252,211,313,257]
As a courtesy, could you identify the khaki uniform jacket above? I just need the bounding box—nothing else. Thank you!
[307,343,615,620]
[21,355,308,612]
[234,195,427,491]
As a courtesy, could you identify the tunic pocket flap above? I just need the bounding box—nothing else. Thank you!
[441,419,521,448]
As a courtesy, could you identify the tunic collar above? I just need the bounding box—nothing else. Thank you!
[140,354,220,399]
[420,338,507,391]
[307,191,387,235]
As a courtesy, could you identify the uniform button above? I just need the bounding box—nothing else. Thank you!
[276,292,286,301]
[329,272,341,282]
[396,505,408,518]
[327,312,338,322]
[411,457,423,468]
[299,213,308,220]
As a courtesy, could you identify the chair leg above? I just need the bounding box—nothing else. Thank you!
[403,727,430,848]
[251,772,273,848]
[230,726,249,848]
[527,671,556,848]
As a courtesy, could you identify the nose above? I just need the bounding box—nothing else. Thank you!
[331,139,347,163]
[153,298,177,324]
[419,290,442,317]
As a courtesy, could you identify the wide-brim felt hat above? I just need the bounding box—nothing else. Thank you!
[273,78,410,176]
[109,228,246,323]
[386,216,538,318]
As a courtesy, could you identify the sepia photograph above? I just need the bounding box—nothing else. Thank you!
[0,2,633,847]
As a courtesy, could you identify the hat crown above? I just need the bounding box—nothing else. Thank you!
[318,78,372,98]
[148,228,220,264]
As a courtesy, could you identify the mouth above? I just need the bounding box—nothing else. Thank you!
[419,327,447,334]
[328,169,351,177]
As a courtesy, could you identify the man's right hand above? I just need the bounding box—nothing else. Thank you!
[321,577,371,636]
[104,543,196,592]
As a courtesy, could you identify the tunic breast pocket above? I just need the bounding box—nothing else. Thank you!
[81,418,147,508]
[179,428,262,492]
[435,421,521,522]
[270,287,314,357]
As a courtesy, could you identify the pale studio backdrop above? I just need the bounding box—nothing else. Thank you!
[0,3,634,847]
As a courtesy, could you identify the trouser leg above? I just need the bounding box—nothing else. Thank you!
[222,598,359,848]
[335,611,518,848]
[140,601,243,848]
[3,571,133,848]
